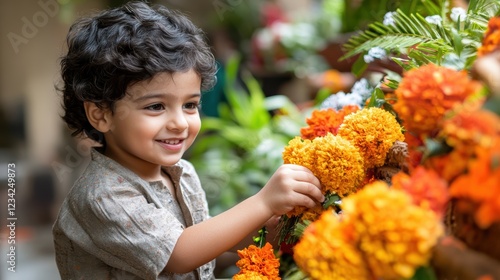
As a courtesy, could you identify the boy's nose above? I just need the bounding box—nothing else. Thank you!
[166,110,188,131]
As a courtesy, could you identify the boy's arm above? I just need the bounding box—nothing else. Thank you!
[164,164,323,274]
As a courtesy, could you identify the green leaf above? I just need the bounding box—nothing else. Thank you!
[322,193,341,209]
[367,88,387,108]
[422,138,453,160]
[351,54,368,77]
[410,265,437,280]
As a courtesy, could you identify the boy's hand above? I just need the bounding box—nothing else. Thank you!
[256,164,324,217]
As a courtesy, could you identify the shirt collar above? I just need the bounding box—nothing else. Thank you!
[90,148,184,185]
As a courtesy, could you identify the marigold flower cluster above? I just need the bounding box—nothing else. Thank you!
[282,134,365,216]
[338,107,404,169]
[234,242,281,280]
[393,64,482,137]
[300,105,359,140]
[391,167,449,218]
[294,182,444,280]
[477,16,500,57]
[449,138,500,228]
[293,210,371,280]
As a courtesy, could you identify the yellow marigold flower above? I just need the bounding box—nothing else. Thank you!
[300,105,359,140]
[477,16,500,57]
[393,64,482,137]
[300,204,331,222]
[337,107,404,169]
[391,167,449,219]
[234,242,281,280]
[282,134,365,217]
[233,271,272,280]
[342,181,444,279]
[294,211,371,280]
[449,137,500,228]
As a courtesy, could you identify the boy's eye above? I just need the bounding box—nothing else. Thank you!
[145,104,165,111]
[184,102,201,110]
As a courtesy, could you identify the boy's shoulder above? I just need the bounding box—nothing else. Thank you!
[68,149,145,199]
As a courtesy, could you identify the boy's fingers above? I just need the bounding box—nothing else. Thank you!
[295,182,325,203]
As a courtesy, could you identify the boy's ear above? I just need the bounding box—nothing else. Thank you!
[83,102,112,133]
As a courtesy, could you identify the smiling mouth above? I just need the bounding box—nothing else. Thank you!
[156,139,183,145]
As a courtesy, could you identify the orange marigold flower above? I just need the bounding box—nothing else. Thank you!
[234,242,281,280]
[294,211,371,280]
[337,107,404,169]
[300,105,359,140]
[477,16,500,57]
[440,108,500,153]
[342,181,444,279]
[391,167,449,219]
[424,149,470,183]
[393,64,482,137]
[282,134,365,216]
[449,138,500,228]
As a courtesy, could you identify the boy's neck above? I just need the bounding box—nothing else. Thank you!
[103,148,163,183]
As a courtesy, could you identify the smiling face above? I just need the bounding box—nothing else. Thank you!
[101,70,202,180]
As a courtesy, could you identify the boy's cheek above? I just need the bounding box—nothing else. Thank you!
[114,103,133,120]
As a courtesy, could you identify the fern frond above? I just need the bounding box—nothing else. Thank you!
[343,33,429,58]
[343,9,455,66]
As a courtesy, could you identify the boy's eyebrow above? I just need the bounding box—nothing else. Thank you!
[132,92,201,102]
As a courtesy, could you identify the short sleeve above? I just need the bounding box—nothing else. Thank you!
[70,181,184,280]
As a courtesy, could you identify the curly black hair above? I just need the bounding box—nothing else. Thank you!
[59,1,217,143]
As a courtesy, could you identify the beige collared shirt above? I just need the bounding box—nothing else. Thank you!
[53,149,215,280]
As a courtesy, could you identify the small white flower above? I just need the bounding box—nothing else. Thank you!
[363,47,387,63]
[337,92,363,109]
[351,78,373,100]
[320,91,363,110]
[425,15,442,25]
[320,78,373,110]
[450,7,467,22]
[383,11,397,27]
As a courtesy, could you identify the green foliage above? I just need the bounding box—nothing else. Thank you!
[341,0,444,33]
[188,55,305,215]
[342,0,500,76]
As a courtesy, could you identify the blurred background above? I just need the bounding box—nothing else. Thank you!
[0,0,430,278]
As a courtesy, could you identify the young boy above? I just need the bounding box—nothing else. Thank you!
[52,1,324,279]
